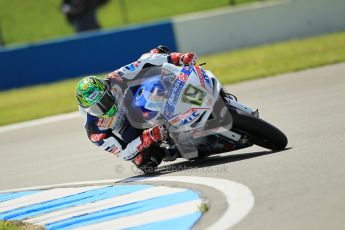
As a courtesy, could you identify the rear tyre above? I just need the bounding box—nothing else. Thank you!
[230,110,288,151]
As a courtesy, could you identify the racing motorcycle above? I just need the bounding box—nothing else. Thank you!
[124,62,288,173]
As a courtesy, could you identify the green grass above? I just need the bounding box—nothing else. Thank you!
[1,31,345,126]
[0,79,78,126]
[205,32,345,84]
[0,221,21,230]
[0,0,256,46]
[0,220,44,230]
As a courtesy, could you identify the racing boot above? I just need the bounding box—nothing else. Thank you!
[162,147,178,162]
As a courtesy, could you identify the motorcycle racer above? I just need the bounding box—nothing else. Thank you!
[75,46,197,173]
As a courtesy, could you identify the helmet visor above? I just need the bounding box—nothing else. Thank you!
[87,91,117,117]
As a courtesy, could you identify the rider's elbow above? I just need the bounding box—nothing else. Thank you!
[88,133,108,146]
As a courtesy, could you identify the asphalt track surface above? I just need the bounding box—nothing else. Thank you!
[1,63,345,229]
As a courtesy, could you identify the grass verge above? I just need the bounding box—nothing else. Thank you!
[205,32,345,84]
[0,0,255,46]
[0,220,44,230]
[0,221,20,230]
[1,31,345,126]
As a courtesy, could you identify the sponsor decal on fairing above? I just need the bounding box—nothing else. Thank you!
[169,108,208,126]
[163,67,194,119]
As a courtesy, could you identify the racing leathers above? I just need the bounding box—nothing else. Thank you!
[78,48,197,166]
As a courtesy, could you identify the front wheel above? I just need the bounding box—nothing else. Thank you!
[230,110,288,151]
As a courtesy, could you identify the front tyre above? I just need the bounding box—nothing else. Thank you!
[231,110,288,151]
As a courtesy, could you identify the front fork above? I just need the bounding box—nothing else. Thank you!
[220,88,259,117]
[217,88,259,148]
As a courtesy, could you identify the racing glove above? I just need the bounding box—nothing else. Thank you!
[171,52,198,66]
[137,125,167,152]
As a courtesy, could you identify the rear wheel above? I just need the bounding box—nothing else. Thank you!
[230,109,288,151]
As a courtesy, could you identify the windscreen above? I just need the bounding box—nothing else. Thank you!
[123,66,175,129]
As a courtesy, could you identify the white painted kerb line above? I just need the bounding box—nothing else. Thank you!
[77,200,202,230]
[0,112,79,133]
[0,186,103,213]
[0,176,254,230]
[139,176,255,230]
[26,186,186,225]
